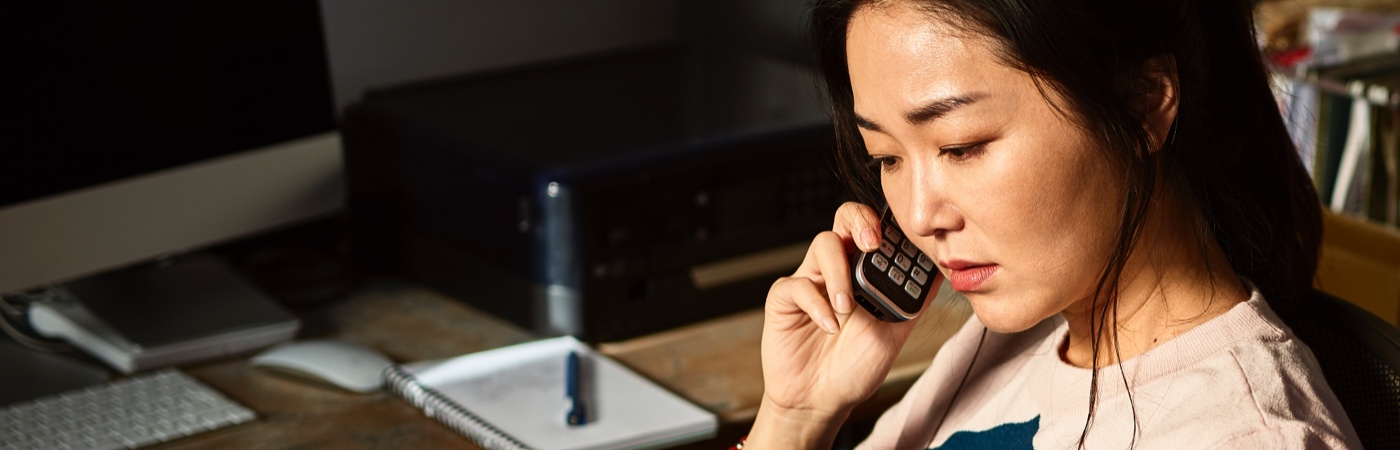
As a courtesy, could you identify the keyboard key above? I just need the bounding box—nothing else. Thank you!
[150,424,180,442]
[199,415,232,431]
[226,408,256,424]
[879,241,895,257]
[121,432,161,448]
[916,253,934,271]
[910,266,928,285]
[905,281,923,299]
[80,435,125,450]
[894,253,912,271]
[871,253,889,272]
[900,240,918,257]
[887,267,906,285]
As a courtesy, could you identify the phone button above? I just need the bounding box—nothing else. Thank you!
[871,254,890,272]
[879,241,896,257]
[888,267,906,285]
[904,281,922,300]
[910,266,928,285]
[899,240,918,257]
[894,253,912,271]
[916,253,934,271]
[883,225,902,244]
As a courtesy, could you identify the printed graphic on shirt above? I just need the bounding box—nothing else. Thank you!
[930,415,1039,450]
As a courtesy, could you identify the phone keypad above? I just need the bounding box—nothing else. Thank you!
[884,226,902,243]
[887,267,906,285]
[904,282,922,299]
[916,253,934,271]
[854,216,937,322]
[910,266,928,284]
[900,240,918,257]
[893,253,912,271]
[871,253,889,272]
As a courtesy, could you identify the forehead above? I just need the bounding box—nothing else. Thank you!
[845,4,1009,108]
[847,3,977,62]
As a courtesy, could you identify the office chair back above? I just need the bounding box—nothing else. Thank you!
[1315,211,1400,326]
[1276,289,1400,449]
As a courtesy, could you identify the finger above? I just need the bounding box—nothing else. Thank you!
[769,277,841,334]
[833,202,883,252]
[809,231,856,316]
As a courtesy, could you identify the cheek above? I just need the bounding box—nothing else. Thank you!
[954,139,1123,331]
[965,131,1123,290]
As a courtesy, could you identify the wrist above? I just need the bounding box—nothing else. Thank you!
[746,396,850,449]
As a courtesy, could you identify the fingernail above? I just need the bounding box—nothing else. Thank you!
[820,317,839,334]
[861,228,878,250]
[836,292,853,315]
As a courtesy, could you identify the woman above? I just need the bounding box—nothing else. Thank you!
[746,0,1361,448]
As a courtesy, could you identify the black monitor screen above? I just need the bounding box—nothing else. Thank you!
[5,1,335,207]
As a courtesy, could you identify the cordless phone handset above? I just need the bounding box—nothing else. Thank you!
[850,207,936,322]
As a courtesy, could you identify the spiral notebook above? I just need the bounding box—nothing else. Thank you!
[384,336,717,450]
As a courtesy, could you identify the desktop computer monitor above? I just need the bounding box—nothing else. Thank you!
[1,1,341,294]
[0,1,339,373]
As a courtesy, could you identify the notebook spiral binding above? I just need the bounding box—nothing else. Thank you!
[384,365,532,450]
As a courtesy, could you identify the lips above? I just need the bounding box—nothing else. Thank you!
[942,259,998,291]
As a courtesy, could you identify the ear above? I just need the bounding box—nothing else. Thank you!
[1134,56,1179,154]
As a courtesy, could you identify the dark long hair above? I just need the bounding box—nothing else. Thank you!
[810,0,1323,445]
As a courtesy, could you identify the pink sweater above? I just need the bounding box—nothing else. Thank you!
[859,287,1362,449]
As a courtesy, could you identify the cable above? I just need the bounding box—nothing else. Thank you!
[0,294,24,317]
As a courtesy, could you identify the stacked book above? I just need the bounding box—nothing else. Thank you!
[1265,6,1399,227]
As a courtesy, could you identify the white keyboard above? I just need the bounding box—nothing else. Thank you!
[0,369,255,450]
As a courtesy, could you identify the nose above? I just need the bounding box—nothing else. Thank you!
[897,157,963,238]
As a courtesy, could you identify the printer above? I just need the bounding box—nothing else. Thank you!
[342,46,844,341]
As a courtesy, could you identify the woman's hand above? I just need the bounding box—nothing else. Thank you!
[747,202,942,447]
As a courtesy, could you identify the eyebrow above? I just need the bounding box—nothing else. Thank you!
[854,92,990,132]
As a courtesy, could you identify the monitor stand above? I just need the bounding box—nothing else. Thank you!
[27,255,300,374]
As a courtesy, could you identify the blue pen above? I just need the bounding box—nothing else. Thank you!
[566,351,588,426]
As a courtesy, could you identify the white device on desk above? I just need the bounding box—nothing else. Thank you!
[251,340,393,393]
[26,256,300,374]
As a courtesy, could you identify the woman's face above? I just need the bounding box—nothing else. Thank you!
[847,4,1124,333]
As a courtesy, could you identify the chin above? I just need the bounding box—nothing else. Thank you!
[963,291,1053,333]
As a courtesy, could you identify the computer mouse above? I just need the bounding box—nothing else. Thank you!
[250,340,392,393]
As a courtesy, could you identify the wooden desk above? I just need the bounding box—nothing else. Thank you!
[160,279,971,449]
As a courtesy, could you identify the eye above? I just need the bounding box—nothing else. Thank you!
[939,142,988,162]
[865,156,901,173]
